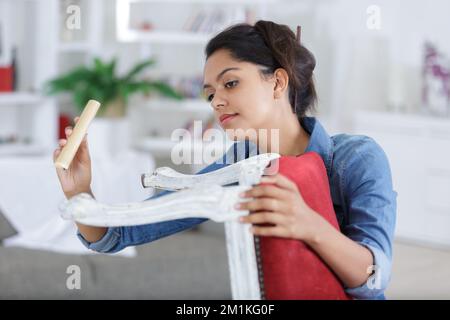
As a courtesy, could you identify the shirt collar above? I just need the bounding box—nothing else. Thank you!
[302,117,334,177]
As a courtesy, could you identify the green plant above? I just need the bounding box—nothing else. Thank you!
[45,57,183,116]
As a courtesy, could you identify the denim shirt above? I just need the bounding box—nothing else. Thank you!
[77,117,397,300]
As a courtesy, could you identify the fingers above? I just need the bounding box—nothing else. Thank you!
[53,146,61,162]
[236,197,284,213]
[82,132,88,144]
[240,184,288,201]
[68,117,85,143]
[260,174,298,192]
[53,141,67,174]
[250,225,288,238]
[239,211,285,226]
[64,125,88,147]
[65,126,72,138]
[263,159,279,176]
[59,138,67,147]
[64,115,80,139]
[53,138,66,161]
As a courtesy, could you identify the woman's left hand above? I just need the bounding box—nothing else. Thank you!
[237,173,319,242]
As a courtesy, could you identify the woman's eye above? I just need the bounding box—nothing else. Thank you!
[205,81,237,102]
[225,80,238,88]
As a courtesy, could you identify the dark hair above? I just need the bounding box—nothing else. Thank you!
[205,20,317,119]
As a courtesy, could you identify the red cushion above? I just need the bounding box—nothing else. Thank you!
[258,152,352,300]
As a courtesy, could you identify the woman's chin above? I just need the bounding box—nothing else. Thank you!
[223,126,259,142]
[220,120,238,133]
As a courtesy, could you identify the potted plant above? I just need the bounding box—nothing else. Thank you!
[45,57,183,156]
[46,57,183,117]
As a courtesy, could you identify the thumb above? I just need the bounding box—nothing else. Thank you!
[55,165,67,178]
[53,148,67,175]
[77,134,91,162]
[81,133,88,148]
[53,147,60,163]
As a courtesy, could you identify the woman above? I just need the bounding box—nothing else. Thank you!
[54,20,397,300]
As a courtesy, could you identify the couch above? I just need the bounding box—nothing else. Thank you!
[0,213,231,300]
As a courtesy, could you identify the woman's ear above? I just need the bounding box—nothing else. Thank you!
[273,68,289,99]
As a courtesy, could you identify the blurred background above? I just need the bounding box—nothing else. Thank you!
[1,0,450,299]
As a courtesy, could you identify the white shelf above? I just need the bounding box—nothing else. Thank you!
[128,0,276,3]
[58,42,92,52]
[139,98,213,113]
[118,30,211,44]
[0,143,48,156]
[0,93,44,106]
[354,110,450,136]
[117,0,274,43]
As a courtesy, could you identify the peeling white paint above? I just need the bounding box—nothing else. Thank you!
[60,153,280,299]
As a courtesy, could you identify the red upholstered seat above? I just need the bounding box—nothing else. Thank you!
[258,152,352,300]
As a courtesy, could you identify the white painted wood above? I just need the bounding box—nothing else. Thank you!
[224,219,261,300]
[61,184,250,227]
[223,160,264,300]
[141,153,280,190]
[61,152,279,299]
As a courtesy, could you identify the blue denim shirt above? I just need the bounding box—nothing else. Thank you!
[77,117,397,300]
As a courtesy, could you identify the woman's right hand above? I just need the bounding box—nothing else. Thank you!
[53,117,92,199]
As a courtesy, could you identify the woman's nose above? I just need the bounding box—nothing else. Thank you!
[211,93,226,110]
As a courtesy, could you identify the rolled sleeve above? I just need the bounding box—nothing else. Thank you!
[344,240,391,299]
[342,137,397,299]
[77,227,121,253]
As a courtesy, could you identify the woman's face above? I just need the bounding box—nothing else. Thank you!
[203,49,278,140]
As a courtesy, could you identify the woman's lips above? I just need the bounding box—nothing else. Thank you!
[220,114,238,125]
